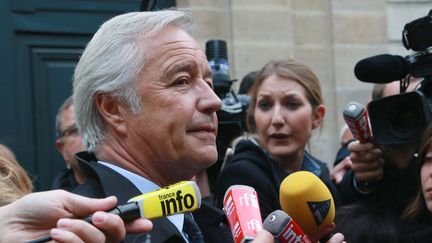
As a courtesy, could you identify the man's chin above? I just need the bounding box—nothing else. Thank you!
[196,150,218,166]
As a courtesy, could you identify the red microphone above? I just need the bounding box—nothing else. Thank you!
[223,185,263,243]
[263,210,311,243]
[343,101,373,143]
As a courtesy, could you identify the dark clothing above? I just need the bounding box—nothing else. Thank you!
[73,151,232,243]
[214,139,341,220]
[51,168,79,191]
[338,158,419,242]
[339,158,417,214]
[335,203,410,243]
[412,216,432,243]
[333,139,355,167]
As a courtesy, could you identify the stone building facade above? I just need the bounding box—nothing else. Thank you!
[178,0,432,167]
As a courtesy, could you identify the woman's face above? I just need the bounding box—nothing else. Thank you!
[253,74,324,161]
[421,146,432,212]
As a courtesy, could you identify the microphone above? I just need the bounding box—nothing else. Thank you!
[343,101,373,143]
[263,210,311,243]
[354,54,409,83]
[223,185,263,243]
[279,171,335,236]
[28,181,201,243]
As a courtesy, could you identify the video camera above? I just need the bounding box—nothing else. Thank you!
[205,39,251,189]
[354,9,432,145]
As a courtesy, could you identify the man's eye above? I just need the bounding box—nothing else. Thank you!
[174,78,189,85]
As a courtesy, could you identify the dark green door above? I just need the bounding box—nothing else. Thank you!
[0,0,143,190]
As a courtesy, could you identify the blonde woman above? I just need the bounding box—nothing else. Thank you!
[0,144,32,206]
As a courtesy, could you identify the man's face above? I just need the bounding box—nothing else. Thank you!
[55,105,84,170]
[125,26,222,179]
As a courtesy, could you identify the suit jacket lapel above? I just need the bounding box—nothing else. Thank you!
[75,152,186,243]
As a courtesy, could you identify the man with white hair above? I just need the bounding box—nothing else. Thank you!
[71,9,234,242]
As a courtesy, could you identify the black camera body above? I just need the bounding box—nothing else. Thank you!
[365,10,432,145]
[205,39,250,190]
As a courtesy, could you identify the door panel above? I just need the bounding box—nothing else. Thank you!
[1,0,142,190]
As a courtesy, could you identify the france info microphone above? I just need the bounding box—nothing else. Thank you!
[263,210,311,243]
[354,54,409,83]
[279,171,335,236]
[223,185,263,243]
[28,181,201,243]
[343,101,373,143]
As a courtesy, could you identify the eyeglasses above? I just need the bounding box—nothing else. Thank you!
[59,124,79,138]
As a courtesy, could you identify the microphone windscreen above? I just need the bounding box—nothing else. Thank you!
[279,171,335,235]
[354,54,409,83]
[263,210,291,236]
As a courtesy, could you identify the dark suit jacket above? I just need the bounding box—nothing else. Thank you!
[73,151,233,243]
[51,168,79,192]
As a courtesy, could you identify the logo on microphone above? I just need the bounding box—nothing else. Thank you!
[239,193,259,208]
[307,199,331,226]
[281,220,310,243]
[246,219,263,231]
[159,190,195,216]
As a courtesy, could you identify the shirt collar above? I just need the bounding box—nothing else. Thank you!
[301,153,322,176]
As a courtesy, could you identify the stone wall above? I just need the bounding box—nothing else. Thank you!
[177,0,432,167]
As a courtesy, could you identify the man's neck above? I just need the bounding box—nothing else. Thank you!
[95,141,189,187]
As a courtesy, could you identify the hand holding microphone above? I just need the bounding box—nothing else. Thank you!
[28,181,201,243]
[343,101,383,192]
[0,190,152,243]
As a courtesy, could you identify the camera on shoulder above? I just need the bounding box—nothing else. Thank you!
[354,9,432,145]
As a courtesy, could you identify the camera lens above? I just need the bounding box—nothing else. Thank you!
[388,101,422,137]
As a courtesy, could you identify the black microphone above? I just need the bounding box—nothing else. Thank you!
[354,54,410,83]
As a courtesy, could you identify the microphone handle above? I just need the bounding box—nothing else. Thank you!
[25,202,141,243]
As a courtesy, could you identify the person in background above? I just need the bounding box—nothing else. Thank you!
[330,125,354,185]
[334,77,423,240]
[238,70,259,96]
[0,143,32,206]
[334,203,406,243]
[402,124,432,242]
[340,78,422,210]
[53,95,86,191]
[214,59,342,241]
[333,124,354,167]
[0,190,153,242]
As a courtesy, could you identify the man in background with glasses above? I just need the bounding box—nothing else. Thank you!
[52,95,86,191]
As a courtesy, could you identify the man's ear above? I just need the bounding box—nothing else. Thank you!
[55,139,64,153]
[95,93,128,135]
[312,104,326,129]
